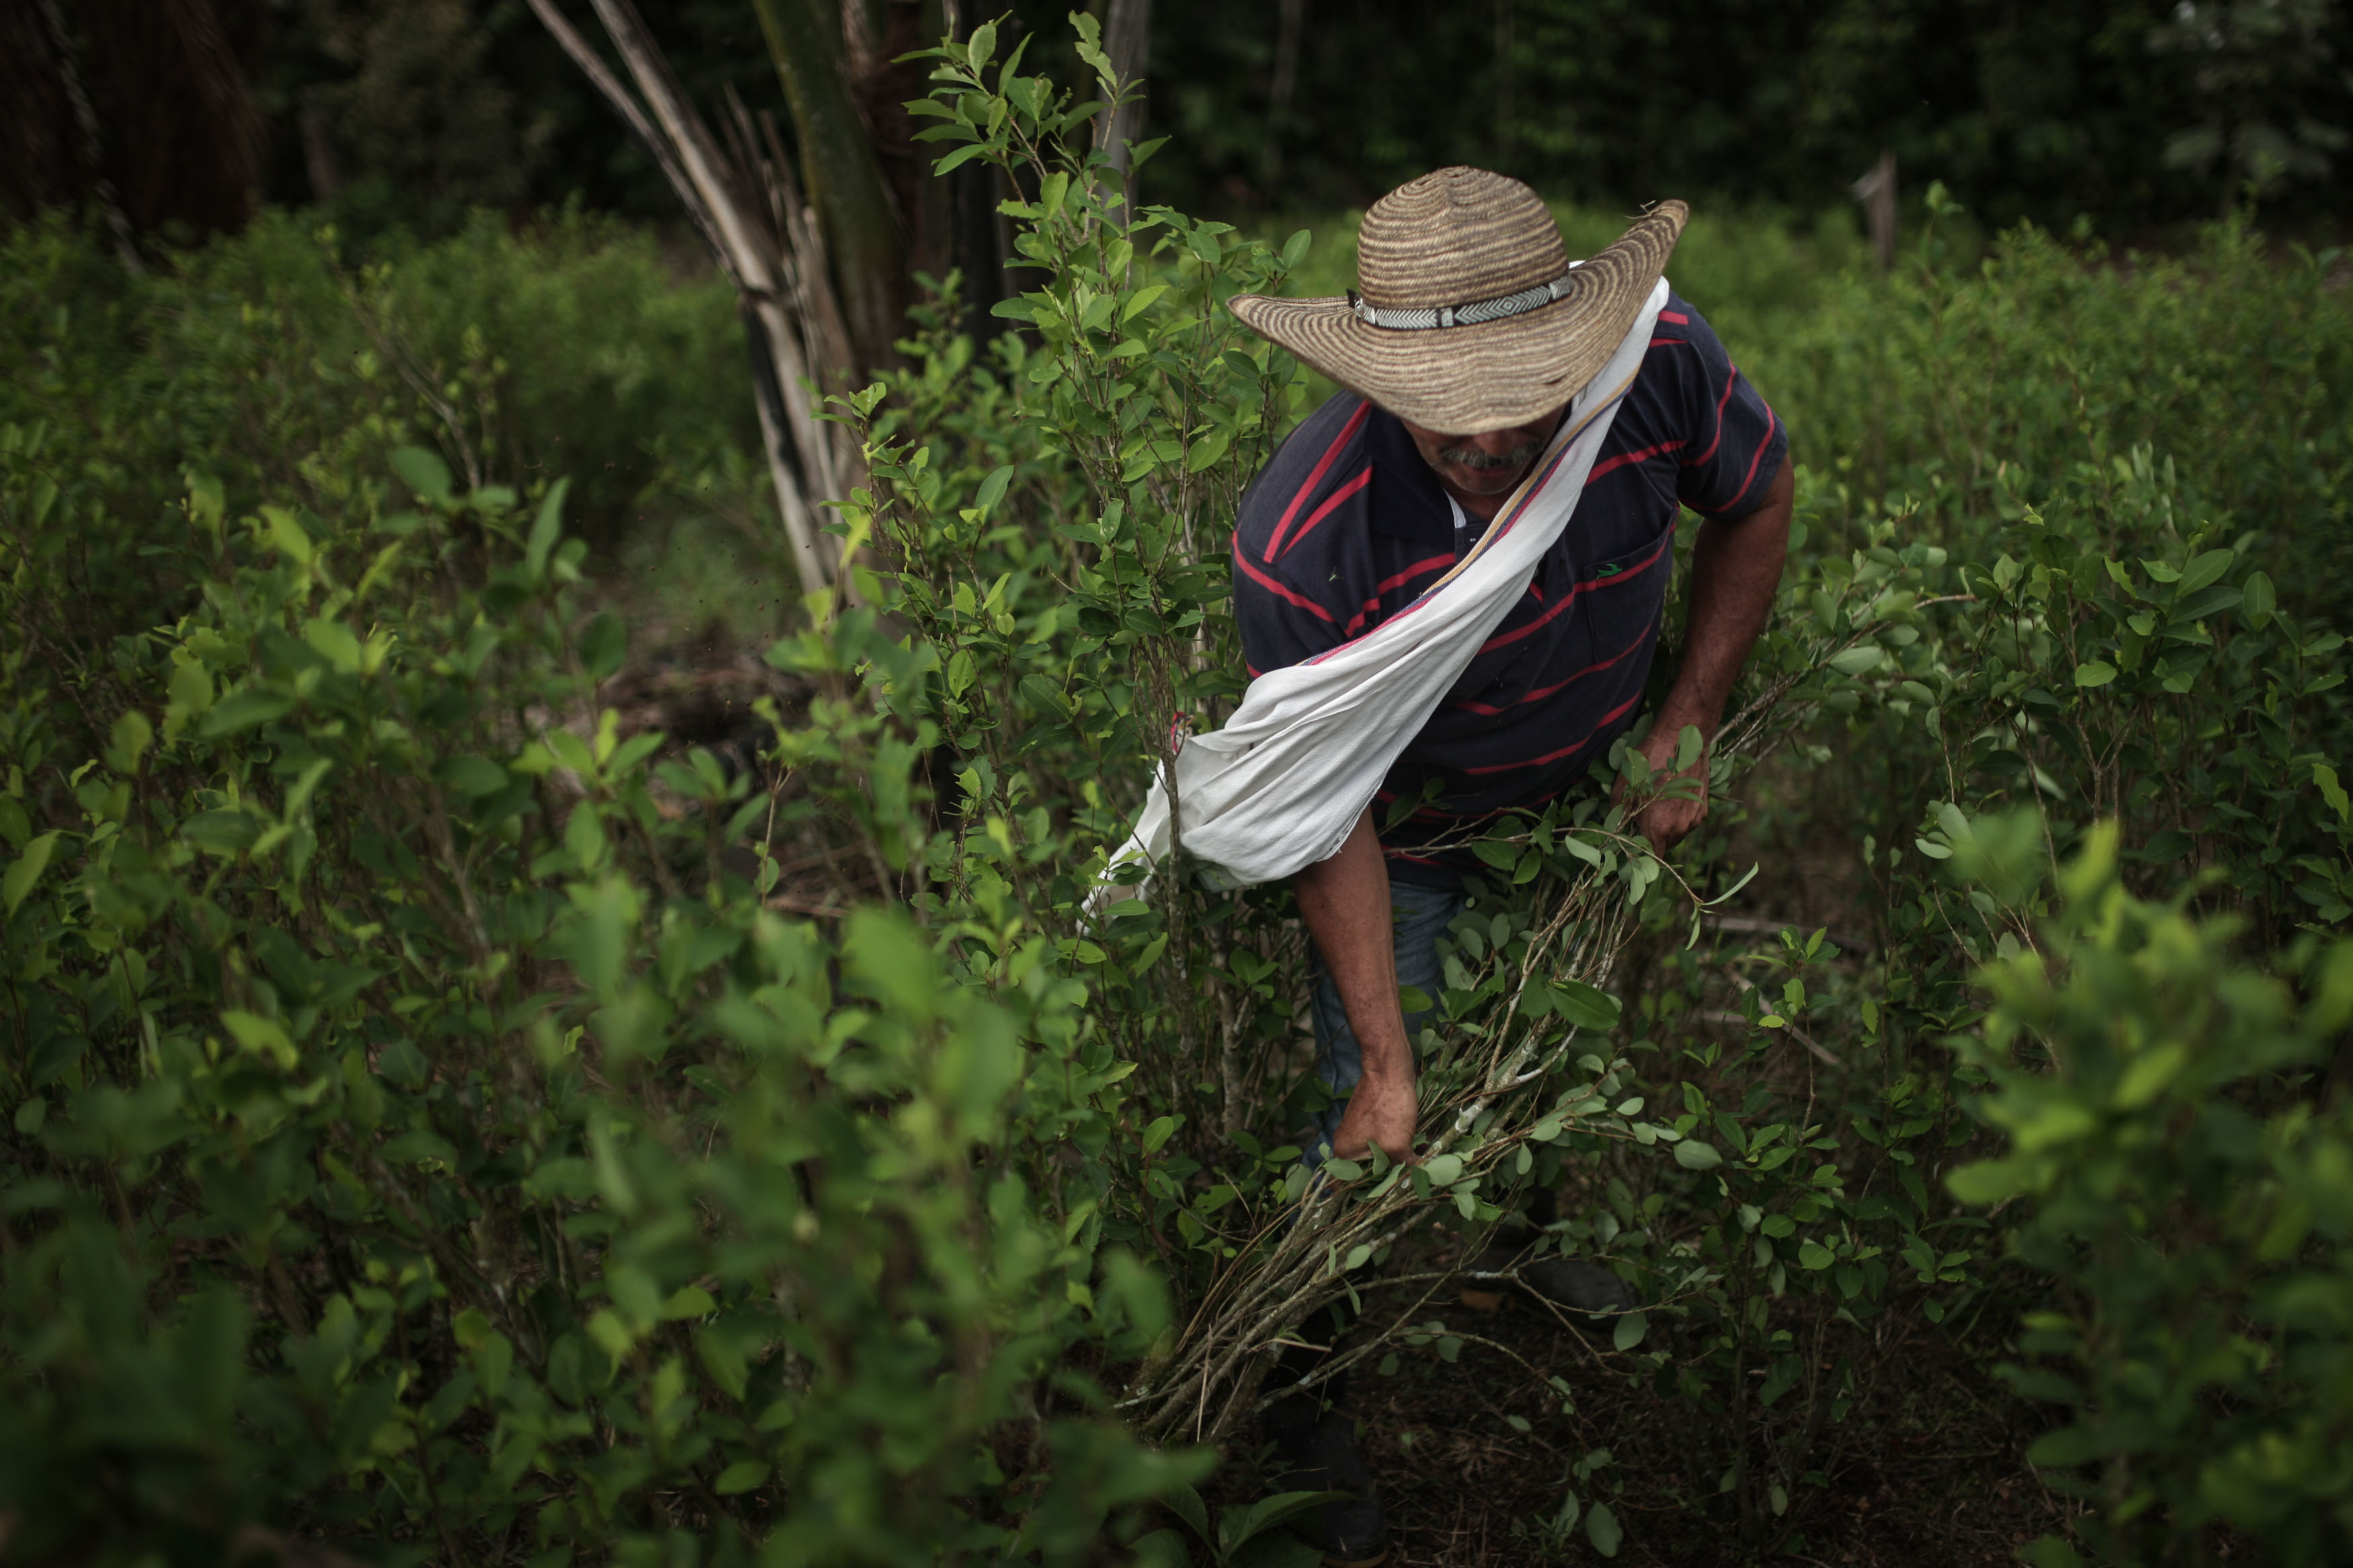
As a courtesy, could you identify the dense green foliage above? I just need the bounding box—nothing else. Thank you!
[8,19,2353,1566]
[0,204,762,644]
[0,443,1191,1564]
[1152,0,2353,228]
[1952,824,2353,1565]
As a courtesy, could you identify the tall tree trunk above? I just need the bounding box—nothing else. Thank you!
[1096,0,1152,199]
[526,0,845,597]
[752,0,911,378]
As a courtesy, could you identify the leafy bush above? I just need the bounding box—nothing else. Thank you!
[1949,823,2353,1565]
[1757,199,2353,620]
[0,206,763,673]
[0,452,1190,1563]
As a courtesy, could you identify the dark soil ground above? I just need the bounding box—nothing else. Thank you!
[1207,1241,2075,1567]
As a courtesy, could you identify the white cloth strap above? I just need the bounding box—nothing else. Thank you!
[1095,278,1669,903]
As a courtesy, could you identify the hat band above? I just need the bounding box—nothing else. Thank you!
[1347,265,1580,331]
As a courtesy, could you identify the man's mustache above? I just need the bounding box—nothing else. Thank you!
[1437,439,1542,472]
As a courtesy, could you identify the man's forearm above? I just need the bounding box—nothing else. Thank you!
[1293,808,1413,1083]
[1656,458,1793,735]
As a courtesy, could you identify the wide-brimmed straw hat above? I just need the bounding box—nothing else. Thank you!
[1230,168,1687,436]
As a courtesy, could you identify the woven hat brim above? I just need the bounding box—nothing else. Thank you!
[1230,201,1688,434]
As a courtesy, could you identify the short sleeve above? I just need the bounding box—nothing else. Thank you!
[1671,308,1788,520]
[1230,394,1375,677]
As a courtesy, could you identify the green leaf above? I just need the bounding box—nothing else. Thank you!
[1946,1159,2023,1204]
[660,1286,716,1320]
[2072,661,2116,688]
[1585,1499,1622,1557]
[1672,1139,1723,1171]
[1224,1491,1355,1554]
[580,612,627,682]
[1827,645,1881,675]
[182,810,262,853]
[713,1459,770,1495]
[2174,546,2235,597]
[391,445,453,502]
[440,756,510,798]
[200,689,296,737]
[2242,569,2277,627]
[2317,763,2350,823]
[971,464,1016,516]
[1611,1310,1647,1351]
[2,831,60,917]
[2026,1424,2108,1468]
[264,507,313,565]
[222,1009,298,1069]
[526,477,569,580]
[1281,229,1312,270]
[1553,979,1622,1032]
[1163,1480,1211,1544]
[2172,584,2241,622]
[932,140,994,177]
[1184,429,1232,472]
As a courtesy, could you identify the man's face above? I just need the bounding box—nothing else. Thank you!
[1398,403,1571,499]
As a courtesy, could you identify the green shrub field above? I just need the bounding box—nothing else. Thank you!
[5,24,2353,1568]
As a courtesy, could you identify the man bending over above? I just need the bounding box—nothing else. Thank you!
[1223,167,1792,1567]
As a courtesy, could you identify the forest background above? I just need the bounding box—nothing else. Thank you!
[5,2,2353,1567]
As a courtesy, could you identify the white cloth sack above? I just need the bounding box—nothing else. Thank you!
[1095,279,1669,902]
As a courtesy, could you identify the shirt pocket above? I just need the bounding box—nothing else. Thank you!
[1575,519,1678,666]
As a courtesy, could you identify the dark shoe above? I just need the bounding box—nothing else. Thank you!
[1265,1401,1388,1567]
[1462,1239,1637,1328]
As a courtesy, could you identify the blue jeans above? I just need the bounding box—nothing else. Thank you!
[1306,882,1465,1158]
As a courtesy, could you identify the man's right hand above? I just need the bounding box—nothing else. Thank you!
[1329,1067,1418,1166]
[1294,807,1424,1168]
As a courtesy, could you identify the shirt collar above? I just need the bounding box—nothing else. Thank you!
[1364,407,1461,548]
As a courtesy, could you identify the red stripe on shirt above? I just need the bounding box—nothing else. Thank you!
[1460,689,1645,775]
[1380,553,1456,594]
[1345,552,1458,634]
[1718,403,1780,514]
[1279,466,1371,558]
[1587,440,1685,485]
[1265,402,1370,557]
[1689,365,1742,468]
[1232,532,1336,622]
[1473,526,1675,655]
[1659,311,1689,325]
[1451,622,1654,715]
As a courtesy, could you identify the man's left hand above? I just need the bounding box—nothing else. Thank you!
[1620,723,1710,853]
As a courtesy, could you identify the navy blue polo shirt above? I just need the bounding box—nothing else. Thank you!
[1232,291,1787,888]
